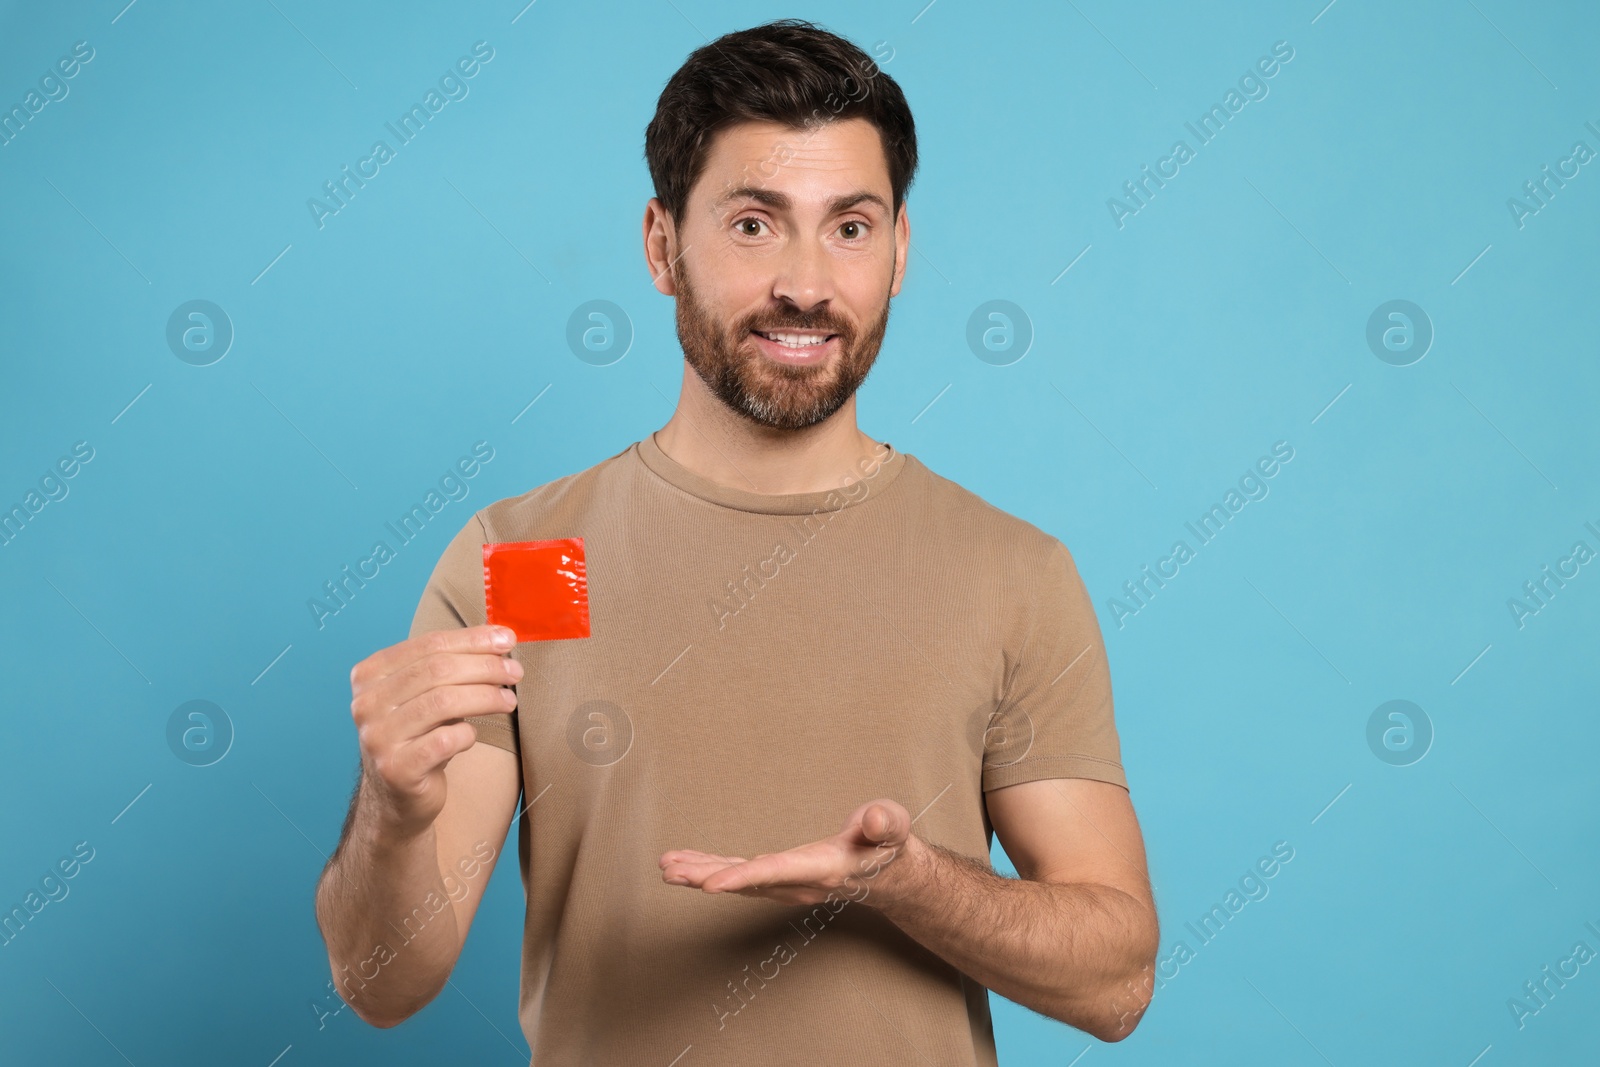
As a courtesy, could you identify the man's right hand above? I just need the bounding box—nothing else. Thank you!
[347,624,523,837]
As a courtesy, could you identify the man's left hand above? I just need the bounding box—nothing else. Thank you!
[659,798,921,906]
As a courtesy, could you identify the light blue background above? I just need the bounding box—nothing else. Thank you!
[2,1,1596,1063]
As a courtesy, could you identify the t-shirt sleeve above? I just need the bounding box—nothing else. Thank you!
[982,536,1126,792]
[407,511,521,757]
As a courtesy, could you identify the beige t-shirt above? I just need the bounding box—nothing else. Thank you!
[407,432,1126,1065]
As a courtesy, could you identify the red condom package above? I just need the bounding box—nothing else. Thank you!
[482,538,591,642]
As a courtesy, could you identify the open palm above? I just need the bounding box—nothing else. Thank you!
[659,798,912,906]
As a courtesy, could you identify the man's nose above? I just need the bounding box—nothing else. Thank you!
[771,234,836,312]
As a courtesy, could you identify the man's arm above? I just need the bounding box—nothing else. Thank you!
[661,779,1158,1042]
[869,777,1159,1041]
[662,536,1153,1036]
[314,625,523,1028]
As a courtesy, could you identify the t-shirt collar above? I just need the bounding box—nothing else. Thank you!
[634,430,906,516]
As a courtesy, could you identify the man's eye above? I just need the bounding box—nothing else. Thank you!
[736,218,767,237]
[839,221,868,240]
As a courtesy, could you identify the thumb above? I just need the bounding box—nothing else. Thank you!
[858,800,908,845]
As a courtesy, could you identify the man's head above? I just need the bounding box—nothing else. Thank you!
[643,20,917,432]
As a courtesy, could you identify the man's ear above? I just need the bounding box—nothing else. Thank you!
[889,201,909,298]
[643,197,680,296]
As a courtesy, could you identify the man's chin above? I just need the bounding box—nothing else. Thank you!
[679,328,875,430]
[724,371,853,430]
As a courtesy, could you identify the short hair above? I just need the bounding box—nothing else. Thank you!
[644,19,918,228]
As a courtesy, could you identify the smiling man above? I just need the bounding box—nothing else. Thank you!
[315,18,1157,1064]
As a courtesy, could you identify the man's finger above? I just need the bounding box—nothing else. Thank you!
[659,849,747,867]
[663,856,772,891]
[386,683,519,745]
[862,802,904,842]
[353,624,516,692]
[389,719,482,786]
[851,799,910,846]
[660,854,750,885]
[380,651,520,731]
[699,849,828,894]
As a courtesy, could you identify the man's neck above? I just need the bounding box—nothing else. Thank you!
[653,364,885,496]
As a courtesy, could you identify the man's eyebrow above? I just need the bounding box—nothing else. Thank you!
[716,186,890,217]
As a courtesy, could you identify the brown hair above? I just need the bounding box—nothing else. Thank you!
[644,19,917,228]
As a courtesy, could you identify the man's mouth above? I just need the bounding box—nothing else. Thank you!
[751,329,838,349]
[748,328,840,366]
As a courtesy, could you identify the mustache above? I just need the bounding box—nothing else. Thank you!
[744,316,849,336]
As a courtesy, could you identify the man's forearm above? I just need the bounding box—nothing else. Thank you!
[314,781,462,1027]
[867,834,1158,1041]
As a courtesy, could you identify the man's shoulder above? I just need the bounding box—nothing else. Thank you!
[902,453,1069,565]
[472,440,637,542]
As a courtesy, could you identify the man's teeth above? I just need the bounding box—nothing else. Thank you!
[757,331,831,348]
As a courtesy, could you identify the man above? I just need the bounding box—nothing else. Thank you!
[315,18,1158,1063]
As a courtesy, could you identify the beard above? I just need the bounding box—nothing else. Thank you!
[672,260,891,431]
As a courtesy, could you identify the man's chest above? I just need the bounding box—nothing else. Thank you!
[502,519,1015,845]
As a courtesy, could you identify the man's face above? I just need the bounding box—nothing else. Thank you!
[653,117,909,431]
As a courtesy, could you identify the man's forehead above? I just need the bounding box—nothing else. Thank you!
[696,118,891,208]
